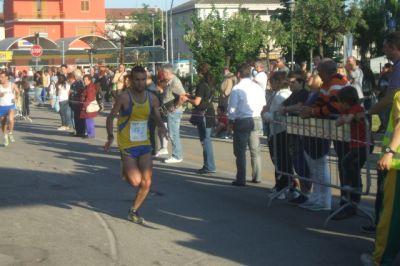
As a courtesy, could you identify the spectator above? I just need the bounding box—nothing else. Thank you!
[186,63,216,174]
[80,75,98,139]
[56,74,73,131]
[34,71,44,107]
[112,64,127,98]
[253,60,268,90]
[214,105,229,138]
[332,86,367,220]
[346,56,364,101]
[281,71,311,204]
[262,71,292,195]
[68,70,86,137]
[219,66,236,109]
[375,63,393,133]
[161,64,187,163]
[276,57,290,74]
[229,63,266,186]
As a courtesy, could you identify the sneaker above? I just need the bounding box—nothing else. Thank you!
[3,135,9,147]
[164,157,183,164]
[307,204,331,211]
[361,225,376,234]
[197,168,216,174]
[155,148,168,157]
[8,133,15,143]
[276,193,286,200]
[360,253,374,266]
[127,209,144,224]
[288,194,309,205]
[298,200,317,209]
[231,180,246,187]
[57,126,67,131]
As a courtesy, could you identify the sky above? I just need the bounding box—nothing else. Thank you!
[105,0,189,10]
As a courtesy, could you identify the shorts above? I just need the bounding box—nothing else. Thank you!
[121,145,152,159]
[0,104,16,117]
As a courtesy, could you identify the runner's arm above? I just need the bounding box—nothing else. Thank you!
[104,93,124,151]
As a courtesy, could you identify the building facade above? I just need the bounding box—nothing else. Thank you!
[170,0,282,61]
[4,0,105,40]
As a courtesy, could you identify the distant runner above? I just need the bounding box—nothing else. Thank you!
[0,71,20,146]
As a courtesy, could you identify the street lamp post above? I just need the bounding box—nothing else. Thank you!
[170,0,175,65]
[288,0,295,71]
[152,14,155,46]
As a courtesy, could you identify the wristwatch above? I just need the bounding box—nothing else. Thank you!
[384,147,396,155]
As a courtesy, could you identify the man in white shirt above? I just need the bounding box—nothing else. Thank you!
[253,60,268,90]
[228,63,266,186]
[346,56,364,100]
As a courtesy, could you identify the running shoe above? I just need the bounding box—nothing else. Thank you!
[164,157,183,163]
[127,209,144,224]
[3,135,9,147]
[155,148,168,157]
[8,133,15,143]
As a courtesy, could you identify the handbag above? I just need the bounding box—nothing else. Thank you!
[189,109,204,126]
[86,100,100,113]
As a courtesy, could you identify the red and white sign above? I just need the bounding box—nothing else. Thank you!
[30,45,43,57]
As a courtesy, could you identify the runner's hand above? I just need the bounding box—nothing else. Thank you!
[104,136,114,152]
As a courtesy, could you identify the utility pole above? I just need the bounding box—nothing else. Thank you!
[170,0,174,65]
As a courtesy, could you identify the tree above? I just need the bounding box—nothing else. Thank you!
[126,5,163,47]
[184,8,266,83]
[270,0,363,62]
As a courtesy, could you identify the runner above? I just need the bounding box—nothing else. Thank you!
[104,66,167,224]
[0,71,20,147]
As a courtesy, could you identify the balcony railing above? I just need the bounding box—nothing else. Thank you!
[13,11,65,20]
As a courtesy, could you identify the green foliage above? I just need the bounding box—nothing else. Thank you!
[126,5,163,47]
[184,8,266,83]
[269,0,363,62]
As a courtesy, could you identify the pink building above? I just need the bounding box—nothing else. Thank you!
[4,0,106,40]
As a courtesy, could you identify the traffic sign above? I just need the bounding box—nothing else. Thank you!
[30,45,43,57]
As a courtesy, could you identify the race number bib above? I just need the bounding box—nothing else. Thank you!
[130,121,148,142]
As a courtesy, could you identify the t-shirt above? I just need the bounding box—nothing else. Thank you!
[195,79,215,128]
[389,60,400,91]
[163,75,185,112]
[342,104,366,148]
[349,68,364,99]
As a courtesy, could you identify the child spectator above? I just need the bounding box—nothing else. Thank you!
[214,105,228,138]
[333,86,367,220]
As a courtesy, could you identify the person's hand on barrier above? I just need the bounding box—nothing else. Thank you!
[336,116,345,126]
[377,153,393,171]
[298,106,312,118]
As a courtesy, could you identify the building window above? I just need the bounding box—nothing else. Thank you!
[81,0,89,12]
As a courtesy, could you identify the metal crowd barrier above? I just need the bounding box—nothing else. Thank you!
[268,113,374,227]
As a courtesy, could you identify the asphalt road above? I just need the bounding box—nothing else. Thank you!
[0,105,375,266]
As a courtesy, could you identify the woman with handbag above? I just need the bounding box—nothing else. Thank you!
[80,74,99,139]
[187,63,216,174]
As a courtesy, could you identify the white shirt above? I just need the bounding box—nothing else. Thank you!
[262,88,292,135]
[228,78,266,120]
[57,83,70,101]
[0,82,15,106]
[348,67,364,99]
[254,71,268,90]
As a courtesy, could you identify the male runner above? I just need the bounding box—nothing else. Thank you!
[104,66,167,224]
[0,71,20,146]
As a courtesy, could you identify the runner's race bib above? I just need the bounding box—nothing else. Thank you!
[130,121,148,142]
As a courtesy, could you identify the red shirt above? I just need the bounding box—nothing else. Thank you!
[342,104,366,148]
[217,113,228,128]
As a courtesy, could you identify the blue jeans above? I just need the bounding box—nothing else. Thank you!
[35,87,43,104]
[233,117,255,183]
[167,111,183,160]
[197,118,216,171]
[59,100,73,127]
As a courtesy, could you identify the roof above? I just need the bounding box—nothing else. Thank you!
[106,8,160,20]
[55,35,117,50]
[173,0,281,14]
[0,37,59,50]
